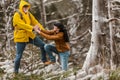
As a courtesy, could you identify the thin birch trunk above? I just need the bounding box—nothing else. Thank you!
[82,0,101,71]
[40,0,46,27]
[107,0,117,70]
[0,0,18,54]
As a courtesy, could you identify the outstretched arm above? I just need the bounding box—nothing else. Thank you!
[13,12,33,32]
[40,29,55,35]
[35,29,63,40]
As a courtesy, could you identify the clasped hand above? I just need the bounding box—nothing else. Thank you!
[33,25,41,33]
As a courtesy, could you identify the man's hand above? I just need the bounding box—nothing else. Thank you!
[33,25,41,33]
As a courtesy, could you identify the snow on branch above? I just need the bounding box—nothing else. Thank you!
[46,13,78,24]
[71,29,89,41]
[44,0,63,5]
[111,0,120,3]
[104,18,119,23]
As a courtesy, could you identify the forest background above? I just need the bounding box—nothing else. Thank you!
[0,0,120,80]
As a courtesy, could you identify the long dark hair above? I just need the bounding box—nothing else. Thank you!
[54,23,69,42]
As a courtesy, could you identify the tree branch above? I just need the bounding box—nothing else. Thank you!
[71,29,89,41]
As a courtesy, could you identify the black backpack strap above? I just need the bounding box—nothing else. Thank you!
[16,10,23,20]
[16,10,31,24]
[28,12,31,20]
[28,12,32,25]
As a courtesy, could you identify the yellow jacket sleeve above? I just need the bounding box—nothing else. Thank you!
[13,12,33,32]
[29,13,45,30]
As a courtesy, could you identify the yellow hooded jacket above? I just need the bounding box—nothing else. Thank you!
[13,0,44,42]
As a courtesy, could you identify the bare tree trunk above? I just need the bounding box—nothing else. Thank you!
[39,0,46,27]
[82,0,102,71]
[107,0,117,70]
[0,0,18,56]
[2,0,10,51]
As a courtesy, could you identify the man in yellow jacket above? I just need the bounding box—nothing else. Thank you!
[13,0,47,73]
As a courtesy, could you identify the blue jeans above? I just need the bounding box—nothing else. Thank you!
[44,44,58,62]
[44,44,70,71]
[59,51,70,71]
[14,36,47,73]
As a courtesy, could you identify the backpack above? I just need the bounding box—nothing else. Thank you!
[11,10,31,30]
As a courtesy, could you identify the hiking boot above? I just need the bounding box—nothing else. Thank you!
[44,61,55,65]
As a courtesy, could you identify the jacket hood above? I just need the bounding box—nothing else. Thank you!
[19,0,30,12]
